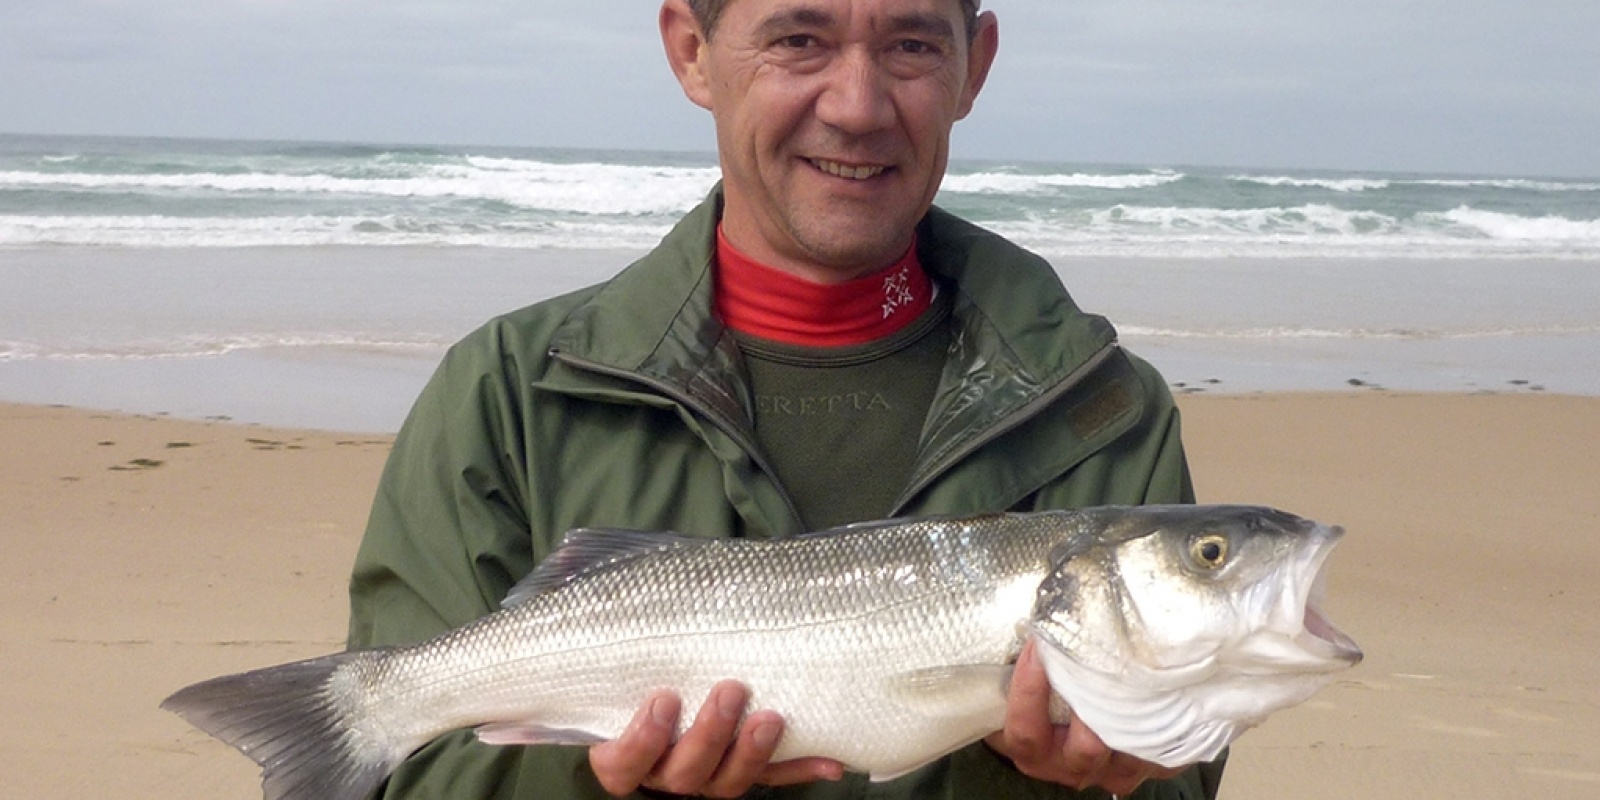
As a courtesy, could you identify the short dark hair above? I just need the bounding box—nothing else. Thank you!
[687,0,982,43]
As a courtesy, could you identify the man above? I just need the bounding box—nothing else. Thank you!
[348,0,1222,798]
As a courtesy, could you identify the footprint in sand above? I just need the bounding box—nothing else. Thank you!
[1518,767,1600,785]
[1410,716,1501,738]
[1492,706,1560,724]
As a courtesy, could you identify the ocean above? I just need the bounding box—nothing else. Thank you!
[3,133,1598,431]
[6,133,1599,257]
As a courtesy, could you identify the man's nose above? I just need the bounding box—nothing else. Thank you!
[815,50,895,134]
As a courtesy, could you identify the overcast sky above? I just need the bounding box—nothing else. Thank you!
[4,0,1596,177]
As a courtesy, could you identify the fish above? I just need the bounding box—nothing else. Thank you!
[161,504,1362,800]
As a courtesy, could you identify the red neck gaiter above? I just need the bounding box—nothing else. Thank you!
[713,226,933,347]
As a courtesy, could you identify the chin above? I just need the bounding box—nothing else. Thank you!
[799,238,905,275]
[791,215,918,271]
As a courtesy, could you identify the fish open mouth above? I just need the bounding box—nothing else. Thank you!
[1292,525,1363,665]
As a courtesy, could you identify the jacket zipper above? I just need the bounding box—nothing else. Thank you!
[892,340,1121,515]
[547,348,807,532]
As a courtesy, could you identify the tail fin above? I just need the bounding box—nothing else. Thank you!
[162,650,402,800]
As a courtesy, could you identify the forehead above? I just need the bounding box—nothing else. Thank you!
[723,0,967,31]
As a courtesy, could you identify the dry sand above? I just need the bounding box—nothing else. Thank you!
[2,393,1597,798]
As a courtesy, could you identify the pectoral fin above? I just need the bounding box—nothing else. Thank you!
[473,722,609,747]
[884,664,1012,715]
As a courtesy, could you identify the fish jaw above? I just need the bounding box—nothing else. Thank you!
[1295,526,1363,664]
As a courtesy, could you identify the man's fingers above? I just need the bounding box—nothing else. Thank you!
[646,681,749,794]
[697,713,784,796]
[1060,711,1114,787]
[1100,753,1183,796]
[588,693,681,796]
[588,683,843,798]
[1097,754,1152,797]
[686,710,809,797]
[758,756,848,787]
[995,640,1055,757]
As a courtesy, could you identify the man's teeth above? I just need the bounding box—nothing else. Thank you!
[812,159,886,180]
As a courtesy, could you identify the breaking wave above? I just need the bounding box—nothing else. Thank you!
[4,138,1597,257]
[942,170,1184,194]
[986,204,1600,259]
[0,158,720,217]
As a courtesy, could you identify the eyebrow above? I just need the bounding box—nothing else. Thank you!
[755,7,837,37]
[881,12,956,43]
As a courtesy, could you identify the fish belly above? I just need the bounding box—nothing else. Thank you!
[382,600,1017,778]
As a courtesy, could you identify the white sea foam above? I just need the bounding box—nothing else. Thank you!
[1413,178,1600,192]
[1231,176,1392,193]
[943,170,1184,194]
[0,158,721,216]
[1235,175,1600,193]
[979,203,1600,259]
[7,202,1596,257]
[1088,203,1397,234]
[1425,207,1600,242]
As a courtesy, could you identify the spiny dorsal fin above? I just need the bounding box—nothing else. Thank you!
[501,528,704,608]
[795,512,1012,540]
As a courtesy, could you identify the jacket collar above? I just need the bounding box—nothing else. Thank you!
[547,188,1116,396]
[544,186,1138,511]
[911,205,1121,470]
[545,190,750,434]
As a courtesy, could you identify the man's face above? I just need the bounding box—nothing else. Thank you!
[670,0,997,282]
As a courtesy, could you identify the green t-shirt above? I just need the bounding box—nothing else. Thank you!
[736,292,952,530]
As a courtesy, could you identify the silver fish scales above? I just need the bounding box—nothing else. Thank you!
[163,505,1362,800]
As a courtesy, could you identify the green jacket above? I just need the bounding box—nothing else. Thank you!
[348,191,1221,800]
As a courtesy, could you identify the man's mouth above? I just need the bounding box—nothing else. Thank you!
[809,158,888,181]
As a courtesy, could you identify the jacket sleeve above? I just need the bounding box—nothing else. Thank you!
[348,333,534,650]
[346,333,586,799]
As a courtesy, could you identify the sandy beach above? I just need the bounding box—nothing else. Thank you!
[3,392,1597,798]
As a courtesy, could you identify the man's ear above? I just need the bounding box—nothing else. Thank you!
[660,0,713,110]
[956,11,1000,120]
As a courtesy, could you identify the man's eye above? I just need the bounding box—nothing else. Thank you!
[777,34,818,49]
[896,39,938,56]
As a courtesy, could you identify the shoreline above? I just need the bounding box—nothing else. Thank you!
[4,392,1598,798]
[0,359,1580,435]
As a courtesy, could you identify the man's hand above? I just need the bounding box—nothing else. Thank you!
[588,680,845,798]
[985,640,1184,796]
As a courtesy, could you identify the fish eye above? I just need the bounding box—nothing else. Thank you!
[1190,534,1229,570]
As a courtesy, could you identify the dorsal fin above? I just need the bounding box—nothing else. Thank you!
[794,512,1009,540]
[501,528,702,608]
[793,516,909,540]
